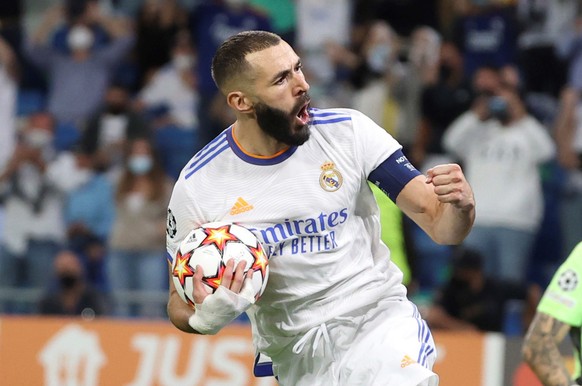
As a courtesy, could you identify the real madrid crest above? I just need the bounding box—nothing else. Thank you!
[319,161,343,192]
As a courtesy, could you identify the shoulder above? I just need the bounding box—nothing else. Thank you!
[309,107,376,132]
[309,107,375,144]
[177,130,232,182]
[515,114,547,134]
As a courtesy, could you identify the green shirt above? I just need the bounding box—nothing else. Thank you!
[538,241,582,379]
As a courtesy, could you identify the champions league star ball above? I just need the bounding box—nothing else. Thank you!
[172,222,270,306]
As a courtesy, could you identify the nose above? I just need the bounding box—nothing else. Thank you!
[294,72,310,95]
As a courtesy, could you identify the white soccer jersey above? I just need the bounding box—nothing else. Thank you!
[166,107,408,356]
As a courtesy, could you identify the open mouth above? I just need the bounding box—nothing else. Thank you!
[295,101,311,125]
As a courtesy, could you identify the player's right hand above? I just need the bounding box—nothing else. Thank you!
[192,259,253,304]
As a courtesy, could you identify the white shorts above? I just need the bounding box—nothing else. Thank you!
[265,297,438,386]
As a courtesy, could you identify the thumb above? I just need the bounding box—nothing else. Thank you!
[425,168,434,184]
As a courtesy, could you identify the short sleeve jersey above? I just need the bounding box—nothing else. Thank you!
[166,108,413,355]
[538,241,582,380]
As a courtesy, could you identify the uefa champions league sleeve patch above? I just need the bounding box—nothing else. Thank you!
[558,269,579,292]
[167,208,177,239]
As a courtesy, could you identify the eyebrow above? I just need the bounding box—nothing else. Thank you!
[269,59,301,84]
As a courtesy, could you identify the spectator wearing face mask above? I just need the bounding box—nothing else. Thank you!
[442,80,556,286]
[0,112,69,312]
[23,3,135,126]
[107,138,172,318]
[37,248,107,316]
[51,0,112,54]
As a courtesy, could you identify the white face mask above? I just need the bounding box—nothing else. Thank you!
[367,44,391,73]
[128,155,153,175]
[68,25,94,51]
[25,129,53,149]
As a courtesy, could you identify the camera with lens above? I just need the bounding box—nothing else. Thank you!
[487,96,510,123]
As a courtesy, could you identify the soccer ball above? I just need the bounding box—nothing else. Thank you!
[171,222,270,306]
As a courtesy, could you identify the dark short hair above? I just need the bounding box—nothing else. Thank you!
[452,247,484,271]
[211,30,282,93]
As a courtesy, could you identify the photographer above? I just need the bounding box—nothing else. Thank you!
[442,74,555,287]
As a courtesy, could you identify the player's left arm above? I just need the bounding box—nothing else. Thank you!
[522,311,574,386]
[167,258,253,334]
[167,264,198,333]
[396,163,475,245]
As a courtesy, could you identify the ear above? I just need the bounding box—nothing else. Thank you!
[227,91,254,114]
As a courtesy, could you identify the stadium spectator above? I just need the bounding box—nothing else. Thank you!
[133,0,188,88]
[426,247,540,333]
[0,112,66,307]
[38,248,107,317]
[443,81,556,285]
[80,83,150,179]
[410,41,473,172]
[348,20,403,134]
[51,0,111,54]
[23,4,135,126]
[136,29,199,131]
[64,147,115,293]
[107,138,172,318]
[391,26,442,153]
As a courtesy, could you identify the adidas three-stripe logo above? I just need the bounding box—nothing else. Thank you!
[230,197,253,215]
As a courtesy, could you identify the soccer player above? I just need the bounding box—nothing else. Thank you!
[522,242,582,386]
[165,30,475,386]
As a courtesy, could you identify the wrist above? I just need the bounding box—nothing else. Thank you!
[186,284,255,335]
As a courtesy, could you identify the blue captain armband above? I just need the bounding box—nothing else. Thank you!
[368,150,421,202]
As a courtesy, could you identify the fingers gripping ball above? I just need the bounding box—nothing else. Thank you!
[172,222,270,306]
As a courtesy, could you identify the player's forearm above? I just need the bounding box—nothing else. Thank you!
[431,202,475,245]
[523,312,573,386]
[523,341,572,386]
[167,293,198,334]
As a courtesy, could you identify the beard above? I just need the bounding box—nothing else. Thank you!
[254,94,311,146]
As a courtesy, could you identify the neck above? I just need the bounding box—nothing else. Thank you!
[232,120,289,157]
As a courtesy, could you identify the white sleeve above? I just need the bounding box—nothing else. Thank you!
[350,109,402,177]
[166,178,203,263]
[523,116,556,163]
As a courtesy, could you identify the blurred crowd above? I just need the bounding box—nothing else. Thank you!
[0,0,581,333]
